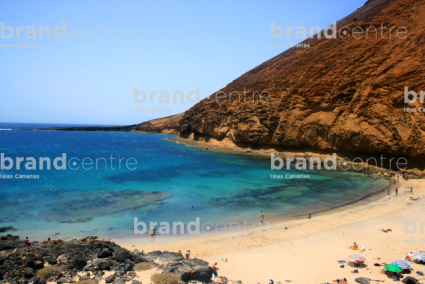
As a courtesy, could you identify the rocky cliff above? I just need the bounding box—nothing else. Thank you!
[178,0,425,169]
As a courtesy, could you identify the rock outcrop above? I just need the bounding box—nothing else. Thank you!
[137,113,183,133]
[0,236,213,284]
[178,0,425,169]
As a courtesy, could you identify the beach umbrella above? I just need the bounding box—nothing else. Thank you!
[349,254,366,261]
[385,264,403,273]
[412,253,425,261]
[392,260,411,269]
[338,260,347,263]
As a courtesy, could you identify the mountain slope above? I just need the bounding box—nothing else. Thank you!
[178,0,425,169]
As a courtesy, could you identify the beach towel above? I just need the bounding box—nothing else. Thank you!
[350,249,365,252]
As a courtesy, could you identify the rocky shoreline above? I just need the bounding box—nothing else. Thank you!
[0,236,223,284]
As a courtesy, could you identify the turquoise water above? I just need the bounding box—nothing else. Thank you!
[0,123,387,241]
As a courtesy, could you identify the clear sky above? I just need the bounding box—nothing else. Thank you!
[0,0,366,125]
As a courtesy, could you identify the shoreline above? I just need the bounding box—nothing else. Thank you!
[169,136,404,176]
[119,176,425,283]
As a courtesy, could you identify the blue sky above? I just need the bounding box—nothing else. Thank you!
[0,0,366,125]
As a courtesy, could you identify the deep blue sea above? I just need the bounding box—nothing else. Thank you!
[0,122,387,241]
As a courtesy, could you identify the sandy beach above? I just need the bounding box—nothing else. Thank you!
[118,176,425,283]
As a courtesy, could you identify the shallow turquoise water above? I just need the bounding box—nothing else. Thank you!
[0,123,387,241]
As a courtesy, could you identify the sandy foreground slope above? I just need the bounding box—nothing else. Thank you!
[116,176,425,283]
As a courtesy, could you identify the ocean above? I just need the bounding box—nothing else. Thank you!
[0,122,387,241]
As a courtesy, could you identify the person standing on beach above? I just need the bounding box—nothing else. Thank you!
[260,211,264,224]
[212,262,219,278]
[395,188,398,196]
[388,188,390,195]
[185,250,190,259]
[410,187,413,194]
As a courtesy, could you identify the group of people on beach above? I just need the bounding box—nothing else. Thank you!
[386,175,413,196]
[178,249,191,259]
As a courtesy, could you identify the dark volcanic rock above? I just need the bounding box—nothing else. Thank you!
[105,275,115,283]
[0,226,16,233]
[47,257,58,265]
[145,251,212,282]
[67,257,87,270]
[97,250,113,258]
[0,237,213,283]
[112,249,133,262]
[24,267,34,278]
[113,279,124,284]
[84,259,112,271]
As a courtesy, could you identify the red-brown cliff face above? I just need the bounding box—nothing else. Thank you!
[138,113,183,134]
[178,0,425,169]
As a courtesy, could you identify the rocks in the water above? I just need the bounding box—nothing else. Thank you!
[0,226,16,233]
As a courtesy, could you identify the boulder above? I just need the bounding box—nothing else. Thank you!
[47,257,58,265]
[97,250,113,258]
[113,249,133,262]
[24,267,34,279]
[105,275,115,283]
[67,257,87,270]
[0,226,16,233]
[84,259,112,271]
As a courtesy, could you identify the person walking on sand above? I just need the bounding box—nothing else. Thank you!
[212,262,219,278]
[410,187,413,194]
[261,211,264,224]
[395,188,398,196]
